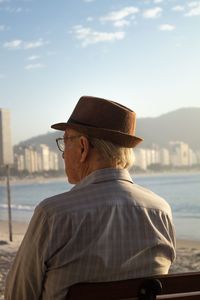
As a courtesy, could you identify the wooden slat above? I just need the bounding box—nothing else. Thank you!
[157,273,200,294]
[66,272,200,300]
[158,291,200,299]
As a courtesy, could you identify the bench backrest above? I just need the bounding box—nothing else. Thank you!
[66,272,200,300]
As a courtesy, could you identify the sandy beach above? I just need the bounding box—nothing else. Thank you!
[1,221,200,299]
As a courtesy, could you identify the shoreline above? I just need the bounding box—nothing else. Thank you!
[0,220,28,250]
[0,176,67,187]
[0,170,200,186]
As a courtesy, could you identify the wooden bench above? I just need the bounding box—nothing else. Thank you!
[66,272,200,300]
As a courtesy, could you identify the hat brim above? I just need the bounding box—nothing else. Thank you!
[51,121,143,148]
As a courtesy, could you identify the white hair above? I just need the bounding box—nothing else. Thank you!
[89,137,134,169]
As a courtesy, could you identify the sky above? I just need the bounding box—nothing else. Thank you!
[0,0,200,145]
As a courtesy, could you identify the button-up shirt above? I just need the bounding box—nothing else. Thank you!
[5,168,176,300]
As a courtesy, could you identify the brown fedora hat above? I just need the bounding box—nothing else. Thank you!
[51,96,143,148]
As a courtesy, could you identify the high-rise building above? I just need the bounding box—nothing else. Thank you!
[159,148,170,166]
[169,141,189,167]
[133,148,147,170]
[0,108,13,165]
[37,144,50,171]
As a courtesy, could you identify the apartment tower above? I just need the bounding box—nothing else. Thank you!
[0,108,13,165]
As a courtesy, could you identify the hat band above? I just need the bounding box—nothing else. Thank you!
[68,118,99,128]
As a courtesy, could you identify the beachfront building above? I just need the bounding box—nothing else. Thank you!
[24,146,38,173]
[14,146,38,173]
[36,144,50,171]
[158,148,170,166]
[49,151,59,171]
[195,151,200,165]
[134,146,165,170]
[15,153,25,171]
[0,108,13,166]
[145,148,160,166]
[133,143,200,170]
[188,148,198,166]
[14,144,59,173]
[169,141,189,167]
[133,148,147,170]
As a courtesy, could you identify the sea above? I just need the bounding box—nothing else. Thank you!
[0,172,200,241]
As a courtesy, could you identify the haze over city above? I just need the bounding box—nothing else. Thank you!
[0,0,200,144]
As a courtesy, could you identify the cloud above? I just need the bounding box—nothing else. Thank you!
[185,2,200,17]
[3,38,48,50]
[83,0,95,2]
[100,6,139,27]
[143,7,162,18]
[114,20,130,28]
[24,39,47,49]
[25,63,45,70]
[159,24,175,31]
[86,17,94,22]
[3,39,22,49]
[154,0,163,3]
[3,6,28,13]
[172,6,185,12]
[0,0,9,3]
[72,25,125,47]
[27,55,40,61]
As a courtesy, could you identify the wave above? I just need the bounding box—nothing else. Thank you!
[174,214,200,219]
[0,203,35,211]
[1,204,200,219]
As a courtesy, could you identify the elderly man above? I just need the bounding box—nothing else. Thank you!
[5,96,176,300]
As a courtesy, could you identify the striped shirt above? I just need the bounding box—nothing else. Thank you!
[5,168,176,300]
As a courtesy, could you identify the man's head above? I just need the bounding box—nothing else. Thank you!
[52,96,143,184]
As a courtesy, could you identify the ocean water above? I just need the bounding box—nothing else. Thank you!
[0,172,200,241]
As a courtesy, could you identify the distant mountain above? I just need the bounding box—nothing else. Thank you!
[17,131,59,152]
[17,107,200,150]
[136,107,200,150]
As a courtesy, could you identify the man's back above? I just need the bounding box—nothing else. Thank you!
[6,168,175,300]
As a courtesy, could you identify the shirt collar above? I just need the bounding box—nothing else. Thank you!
[71,168,133,192]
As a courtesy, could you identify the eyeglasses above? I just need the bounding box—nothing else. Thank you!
[56,135,81,152]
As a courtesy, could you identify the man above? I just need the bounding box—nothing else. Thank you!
[5,96,176,300]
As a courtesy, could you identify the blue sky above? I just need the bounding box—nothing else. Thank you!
[0,0,200,144]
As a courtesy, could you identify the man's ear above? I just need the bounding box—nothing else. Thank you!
[79,136,90,163]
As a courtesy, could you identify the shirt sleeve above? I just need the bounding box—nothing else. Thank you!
[5,205,50,300]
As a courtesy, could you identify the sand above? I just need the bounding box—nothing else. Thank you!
[1,221,200,300]
[0,221,28,300]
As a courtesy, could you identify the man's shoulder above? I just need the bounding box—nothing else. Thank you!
[131,183,172,216]
[36,185,96,217]
[35,178,172,220]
